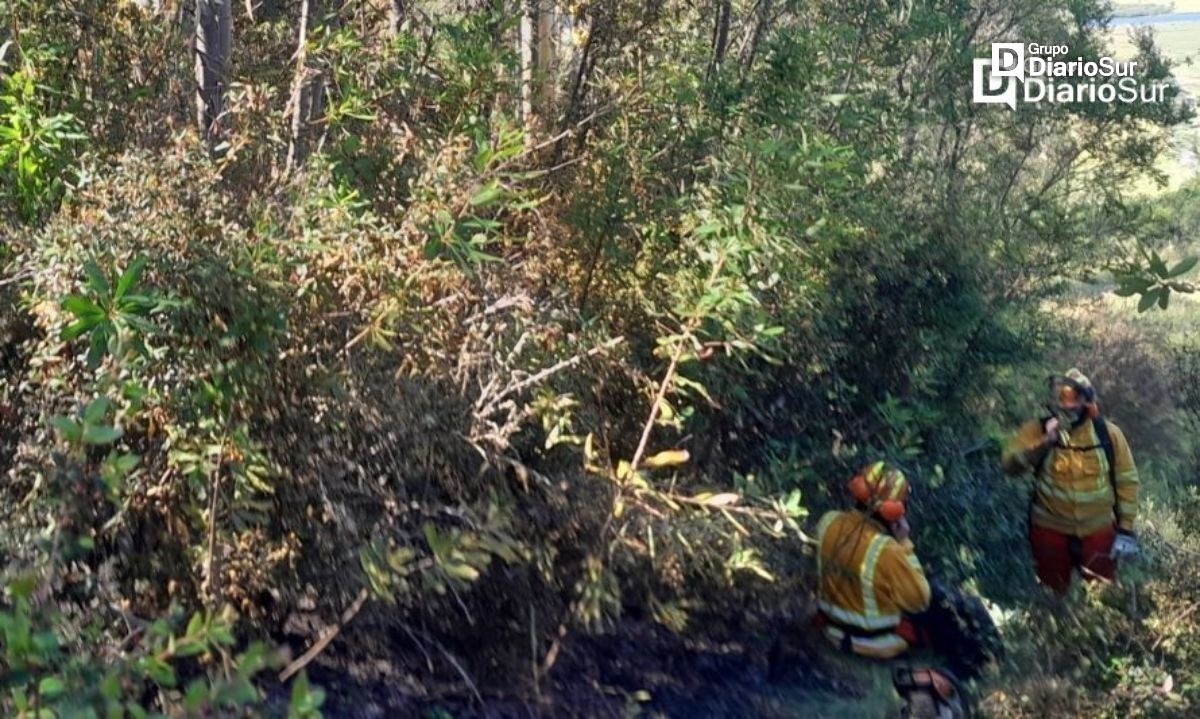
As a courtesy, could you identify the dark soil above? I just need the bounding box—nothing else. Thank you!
[262,618,871,718]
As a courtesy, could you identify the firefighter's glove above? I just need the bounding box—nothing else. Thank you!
[1112,531,1139,560]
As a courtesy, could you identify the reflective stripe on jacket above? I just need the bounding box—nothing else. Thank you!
[1001,418,1140,536]
[815,510,931,659]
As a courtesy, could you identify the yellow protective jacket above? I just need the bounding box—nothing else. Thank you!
[815,510,931,659]
[1001,417,1139,536]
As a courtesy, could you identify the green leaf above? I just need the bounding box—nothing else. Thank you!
[83,259,111,296]
[1149,251,1168,278]
[443,563,480,582]
[87,328,108,368]
[114,256,147,301]
[82,424,122,446]
[38,676,65,699]
[1167,256,1198,278]
[1137,290,1159,313]
[62,294,104,319]
[423,523,449,558]
[52,416,82,443]
[1159,289,1169,310]
[289,670,326,716]
[469,183,504,207]
[114,453,140,474]
[84,397,111,424]
[119,293,157,312]
[235,642,269,678]
[1125,275,1154,293]
[473,145,494,173]
[100,673,121,701]
[185,611,205,639]
[173,639,206,658]
[183,679,208,712]
[61,317,100,340]
[209,624,235,646]
[145,658,177,687]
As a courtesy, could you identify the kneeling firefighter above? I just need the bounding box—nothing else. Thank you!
[813,461,1001,681]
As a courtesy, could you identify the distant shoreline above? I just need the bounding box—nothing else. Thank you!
[1110,10,1200,26]
[1112,2,1175,19]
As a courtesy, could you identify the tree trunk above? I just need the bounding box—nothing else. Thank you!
[371,0,406,36]
[739,0,772,71]
[286,0,311,174]
[709,0,731,76]
[519,0,534,130]
[534,0,557,111]
[195,0,233,143]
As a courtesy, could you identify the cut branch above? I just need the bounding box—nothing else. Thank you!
[278,587,370,682]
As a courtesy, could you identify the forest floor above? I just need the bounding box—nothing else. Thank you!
[265,618,885,719]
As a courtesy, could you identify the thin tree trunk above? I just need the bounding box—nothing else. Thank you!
[194,0,233,143]
[708,0,731,76]
[372,0,405,36]
[560,9,595,133]
[391,0,407,34]
[285,0,311,175]
[739,0,772,71]
[519,0,534,130]
[535,0,557,111]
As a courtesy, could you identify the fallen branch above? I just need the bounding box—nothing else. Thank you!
[0,270,33,287]
[477,336,624,416]
[278,587,370,682]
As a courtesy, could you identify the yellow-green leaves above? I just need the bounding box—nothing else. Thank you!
[688,491,739,507]
[726,547,775,582]
[360,540,419,601]
[644,449,690,469]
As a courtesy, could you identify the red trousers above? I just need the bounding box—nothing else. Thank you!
[1029,522,1117,594]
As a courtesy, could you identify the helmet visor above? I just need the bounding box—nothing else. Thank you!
[1050,376,1085,410]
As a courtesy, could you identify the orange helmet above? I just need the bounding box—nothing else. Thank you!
[848,461,910,523]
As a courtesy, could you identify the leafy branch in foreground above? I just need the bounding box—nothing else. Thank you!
[539,199,809,672]
[1110,241,1198,312]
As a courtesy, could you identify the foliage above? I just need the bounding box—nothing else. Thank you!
[0,57,85,222]
[0,0,1198,715]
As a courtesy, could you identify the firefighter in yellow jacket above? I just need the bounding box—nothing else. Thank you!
[812,462,1002,678]
[1001,369,1140,594]
[815,462,931,659]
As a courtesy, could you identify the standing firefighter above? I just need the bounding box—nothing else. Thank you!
[1001,369,1141,594]
[813,462,1001,680]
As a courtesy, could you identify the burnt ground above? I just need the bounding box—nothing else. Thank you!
[265,619,887,719]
